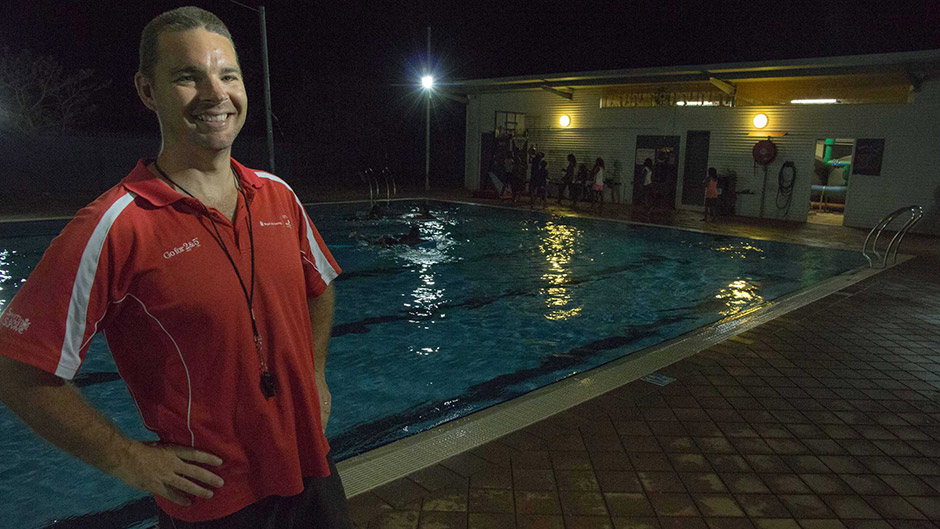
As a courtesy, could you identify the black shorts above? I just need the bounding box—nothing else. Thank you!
[158,451,351,529]
[705,197,718,207]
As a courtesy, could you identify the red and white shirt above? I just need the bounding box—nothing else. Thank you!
[0,158,341,522]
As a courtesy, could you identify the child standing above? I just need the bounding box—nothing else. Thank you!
[703,167,719,221]
[531,159,548,209]
[591,158,606,207]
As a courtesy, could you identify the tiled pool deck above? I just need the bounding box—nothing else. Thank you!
[6,189,939,529]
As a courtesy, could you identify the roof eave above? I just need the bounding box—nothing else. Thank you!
[446,49,940,94]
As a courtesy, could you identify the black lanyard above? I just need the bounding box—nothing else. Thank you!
[153,160,278,398]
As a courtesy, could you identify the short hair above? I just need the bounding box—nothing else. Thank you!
[139,6,237,79]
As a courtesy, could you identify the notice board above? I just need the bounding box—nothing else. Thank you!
[853,138,885,176]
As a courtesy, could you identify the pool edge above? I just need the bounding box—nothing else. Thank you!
[335,255,908,497]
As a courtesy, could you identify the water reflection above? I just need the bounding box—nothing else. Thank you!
[714,242,766,260]
[0,249,12,312]
[398,222,452,329]
[408,345,440,357]
[714,279,765,318]
[537,222,584,321]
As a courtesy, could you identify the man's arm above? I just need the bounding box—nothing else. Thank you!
[0,354,224,506]
[307,282,336,431]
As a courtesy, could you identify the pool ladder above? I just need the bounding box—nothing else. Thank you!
[361,167,397,206]
[862,205,922,268]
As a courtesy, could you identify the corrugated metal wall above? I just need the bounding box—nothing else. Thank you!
[464,81,940,233]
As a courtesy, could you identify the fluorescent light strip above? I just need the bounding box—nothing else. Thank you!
[790,98,838,104]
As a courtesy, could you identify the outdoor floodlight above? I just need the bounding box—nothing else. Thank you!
[753,113,768,129]
[422,75,434,90]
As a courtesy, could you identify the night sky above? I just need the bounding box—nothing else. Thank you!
[2,1,938,186]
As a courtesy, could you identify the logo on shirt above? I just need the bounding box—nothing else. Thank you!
[1,311,30,334]
[163,237,201,259]
[259,214,292,229]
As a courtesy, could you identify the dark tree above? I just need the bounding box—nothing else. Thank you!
[0,46,111,135]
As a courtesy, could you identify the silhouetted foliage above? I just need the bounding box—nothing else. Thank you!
[0,46,111,135]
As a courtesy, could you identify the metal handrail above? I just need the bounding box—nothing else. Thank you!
[358,169,374,206]
[862,205,923,268]
[364,168,377,206]
[381,166,396,204]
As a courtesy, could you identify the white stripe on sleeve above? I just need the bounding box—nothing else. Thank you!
[255,172,339,285]
[56,192,136,379]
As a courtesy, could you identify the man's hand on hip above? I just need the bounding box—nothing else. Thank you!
[113,441,225,506]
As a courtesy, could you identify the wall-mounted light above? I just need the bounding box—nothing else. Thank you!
[753,113,768,129]
[421,75,434,90]
[559,115,571,127]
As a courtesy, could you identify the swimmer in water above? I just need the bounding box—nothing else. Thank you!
[349,225,425,248]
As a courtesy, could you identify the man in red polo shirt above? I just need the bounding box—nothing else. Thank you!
[0,6,351,528]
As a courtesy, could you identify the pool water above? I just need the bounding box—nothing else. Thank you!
[0,201,866,528]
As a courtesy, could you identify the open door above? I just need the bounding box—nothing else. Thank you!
[634,135,680,207]
[808,138,853,226]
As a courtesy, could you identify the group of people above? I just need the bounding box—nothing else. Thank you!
[497,150,616,209]
[499,146,548,208]
[557,154,611,208]
[639,158,721,220]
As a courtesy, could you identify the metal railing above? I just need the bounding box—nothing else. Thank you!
[359,166,397,207]
[862,205,923,268]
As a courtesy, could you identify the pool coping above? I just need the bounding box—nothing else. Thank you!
[332,198,910,497]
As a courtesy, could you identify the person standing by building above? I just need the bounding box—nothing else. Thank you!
[558,153,576,205]
[703,167,719,221]
[591,157,606,207]
[530,159,548,209]
[501,154,514,198]
[0,7,350,528]
[641,158,655,215]
[575,163,591,205]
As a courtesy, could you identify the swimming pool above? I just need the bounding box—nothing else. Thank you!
[0,200,866,528]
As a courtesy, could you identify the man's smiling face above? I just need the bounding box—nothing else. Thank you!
[138,27,247,153]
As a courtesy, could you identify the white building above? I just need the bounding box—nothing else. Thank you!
[457,50,940,233]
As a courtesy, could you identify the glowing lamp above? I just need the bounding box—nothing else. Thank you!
[753,113,768,129]
[559,114,571,127]
[421,75,434,90]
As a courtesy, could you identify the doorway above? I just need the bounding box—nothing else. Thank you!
[808,138,853,226]
[682,131,711,207]
[634,135,680,208]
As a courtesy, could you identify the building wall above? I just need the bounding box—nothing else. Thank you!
[464,81,940,234]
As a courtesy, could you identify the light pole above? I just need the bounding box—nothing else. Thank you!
[227,1,276,173]
[422,26,432,192]
[422,73,433,192]
[258,6,275,173]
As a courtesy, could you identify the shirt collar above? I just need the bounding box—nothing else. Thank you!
[122,158,265,208]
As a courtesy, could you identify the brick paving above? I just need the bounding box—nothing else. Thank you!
[347,254,940,529]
